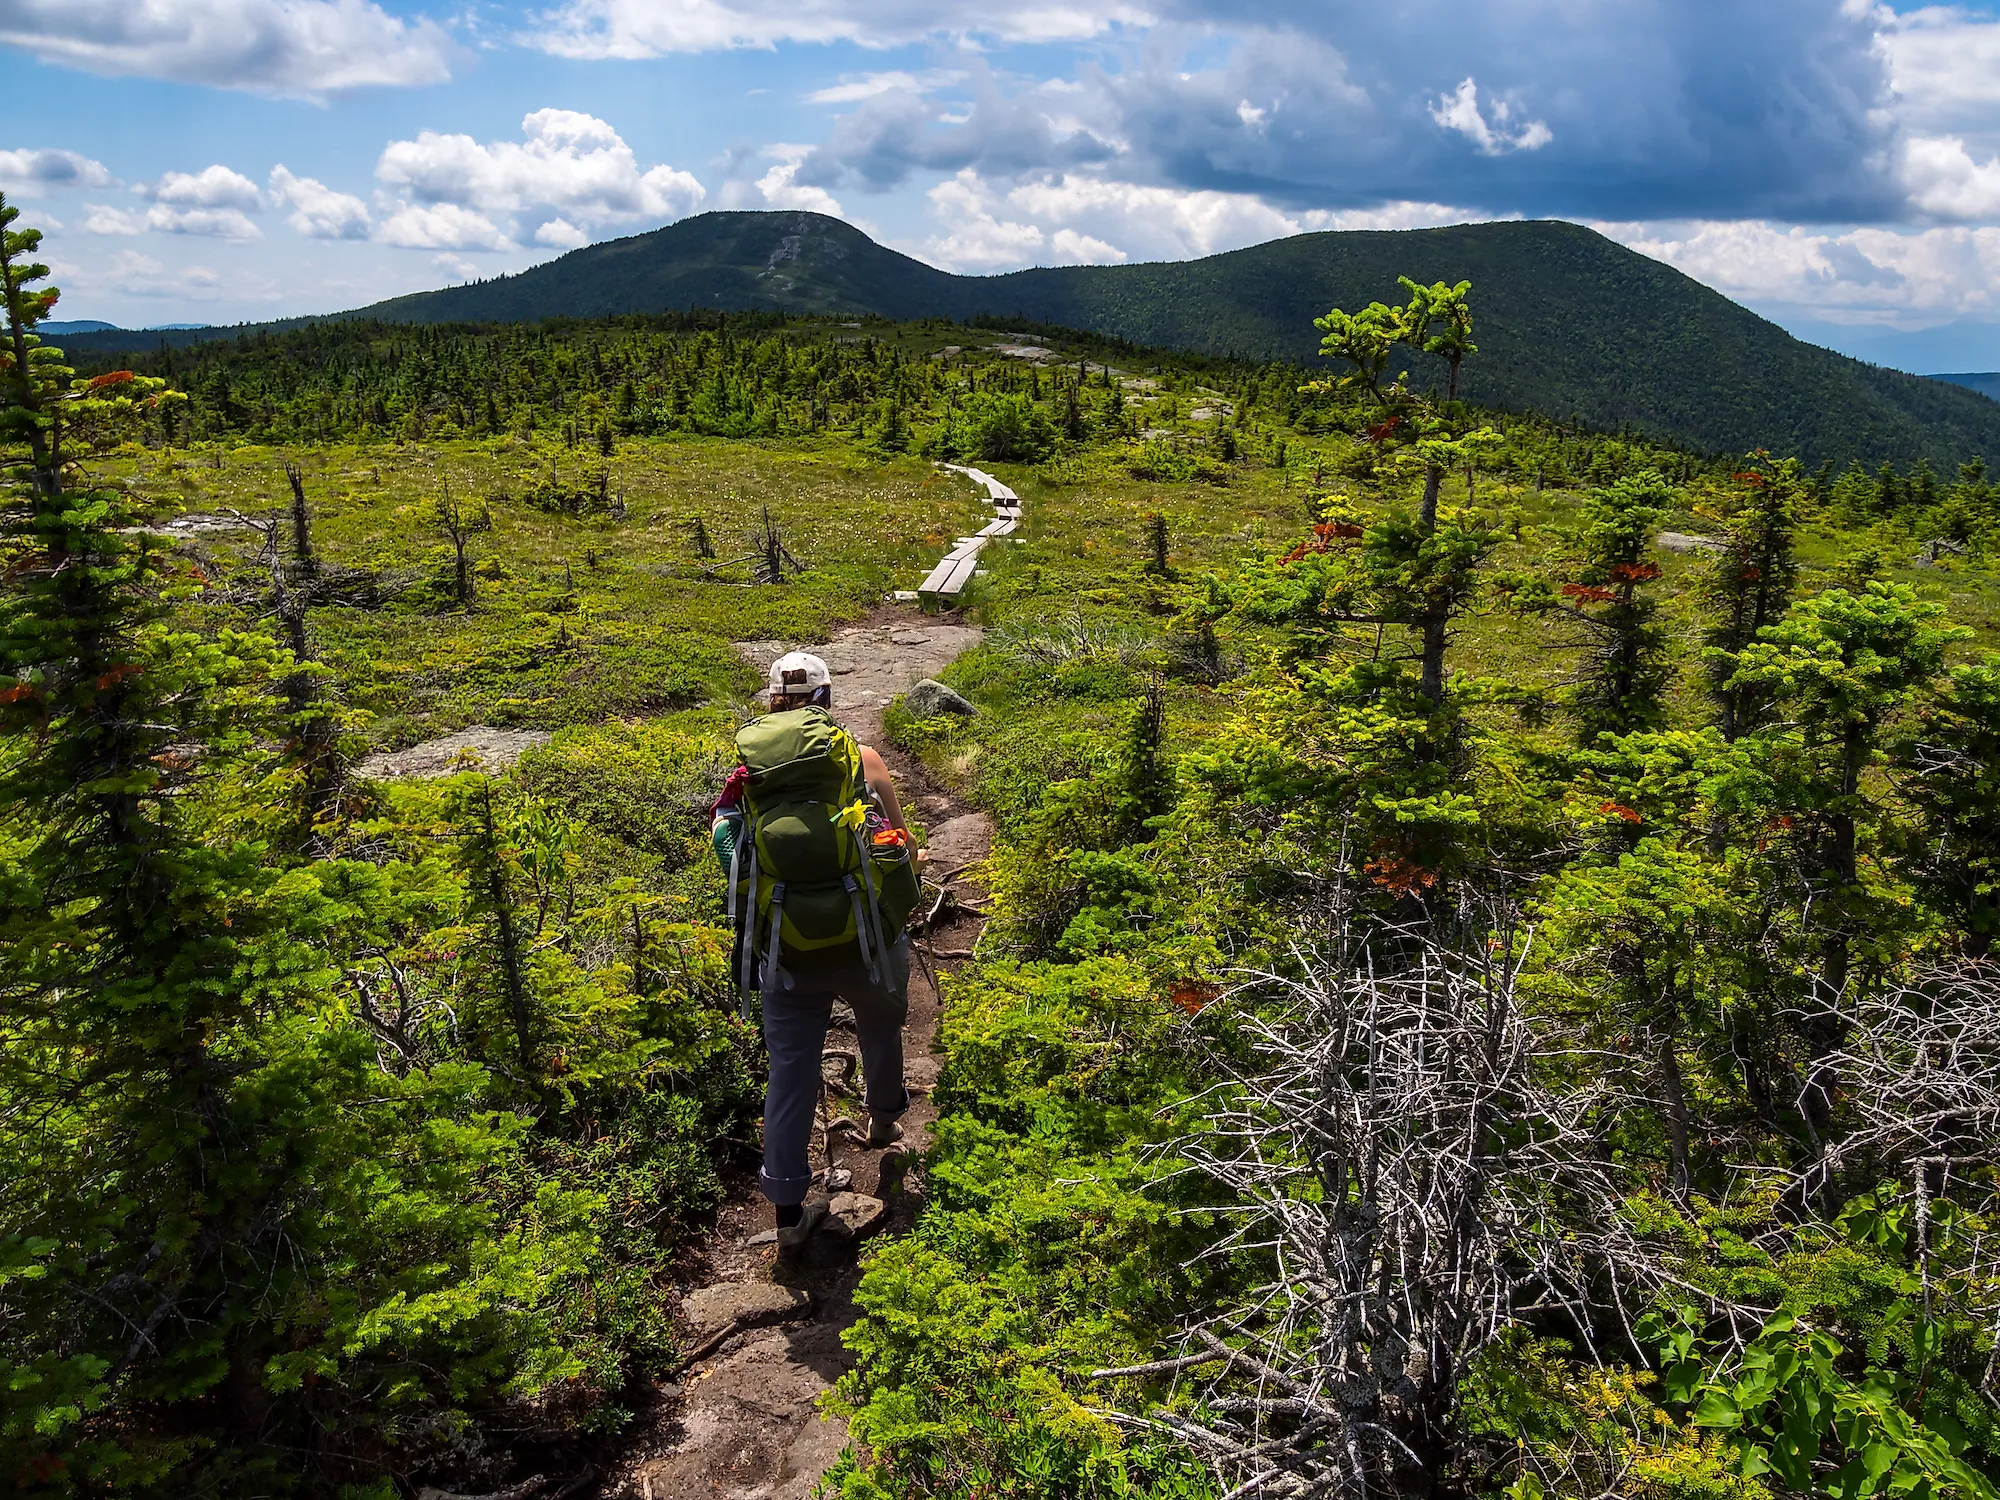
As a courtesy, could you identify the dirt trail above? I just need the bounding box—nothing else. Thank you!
[597,609,991,1500]
[735,619,982,747]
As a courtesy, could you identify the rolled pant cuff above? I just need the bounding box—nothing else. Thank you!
[760,1168,815,1207]
[867,1087,911,1119]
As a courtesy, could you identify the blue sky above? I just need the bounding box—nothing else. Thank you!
[5,0,2000,372]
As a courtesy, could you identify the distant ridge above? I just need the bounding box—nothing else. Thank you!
[1930,372,2000,402]
[59,210,2000,468]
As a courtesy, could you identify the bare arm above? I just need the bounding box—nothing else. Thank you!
[862,745,932,865]
[859,744,907,832]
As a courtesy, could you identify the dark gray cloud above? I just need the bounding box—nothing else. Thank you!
[0,146,116,190]
[0,0,453,94]
[795,66,1123,191]
[795,0,1901,223]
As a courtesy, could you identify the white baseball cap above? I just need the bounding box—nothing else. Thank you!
[768,651,832,697]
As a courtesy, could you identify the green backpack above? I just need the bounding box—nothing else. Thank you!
[726,707,919,1003]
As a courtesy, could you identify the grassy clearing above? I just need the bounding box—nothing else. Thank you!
[108,437,1006,745]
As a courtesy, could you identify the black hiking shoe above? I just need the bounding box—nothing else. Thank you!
[776,1201,827,1260]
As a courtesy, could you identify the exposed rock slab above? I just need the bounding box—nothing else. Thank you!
[635,1327,851,1500]
[923,812,994,873]
[1656,531,1723,553]
[355,727,552,780]
[681,1281,812,1344]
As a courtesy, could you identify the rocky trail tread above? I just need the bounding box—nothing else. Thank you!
[593,606,991,1500]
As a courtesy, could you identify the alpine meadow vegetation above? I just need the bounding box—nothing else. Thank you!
[8,200,2000,1500]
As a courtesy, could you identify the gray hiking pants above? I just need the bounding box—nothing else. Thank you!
[758,938,911,1206]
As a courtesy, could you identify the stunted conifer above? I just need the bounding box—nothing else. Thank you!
[1309,277,1501,704]
[1702,453,1801,741]
[0,198,613,1495]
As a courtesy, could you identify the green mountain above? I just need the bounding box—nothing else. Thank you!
[63,209,2000,467]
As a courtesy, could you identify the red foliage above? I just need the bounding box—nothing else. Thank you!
[1364,415,1405,445]
[1169,980,1222,1016]
[84,370,136,391]
[1561,583,1617,603]
[94,664,142,691]
[1599,801,1644,823]
[0,682,36,705]
[1363,852,1438,896]
[1732,471,1767,489]
[1608,561,1661,583]
[1279,520,1365,564]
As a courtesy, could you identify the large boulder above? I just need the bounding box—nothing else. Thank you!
[903,678,977,719]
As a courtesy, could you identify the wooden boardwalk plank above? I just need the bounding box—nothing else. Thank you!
[922,462,1020,598]
[945,462,1018,505]
[919,554,981,597]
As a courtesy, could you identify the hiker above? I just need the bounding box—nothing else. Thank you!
[712,651,925,1257]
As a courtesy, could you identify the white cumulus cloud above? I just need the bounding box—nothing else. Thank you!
[1430,78,1553,156]
[375,201,512,251]
[138,164,263,239]
[269,165,371,239]
[147,164,263,209]
[1596,217,2000,325]
[921,170,1488,271]
[146,205,262,239]
[922,169,1047,270]
[1050,226,1124,264]
[1880,4,2000,145]
[0,147,115,191]
[1900,135,2000,222]
[373,108,704,252]
[0,0,454,96]
[534,216,590,249]
[718,144,846,216]
[81,203,144,235]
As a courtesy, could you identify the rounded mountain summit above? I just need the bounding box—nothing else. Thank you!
[77,209,2000,467]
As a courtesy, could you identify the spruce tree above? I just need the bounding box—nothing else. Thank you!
[1311,277,1501,705]
[1728,582,1965,1140]
[1702,455,1801,741]
[1898,655,2000,958]
[1530,469,1674,742]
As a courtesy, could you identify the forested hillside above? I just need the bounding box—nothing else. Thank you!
[67,210,2000,469]
[10,193,2000,1500]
